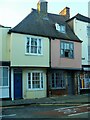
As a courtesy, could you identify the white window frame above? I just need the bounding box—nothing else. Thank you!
[27,71,44,90]
[25,37,43,56]
[55,23,60,31]
[0,66,9,88]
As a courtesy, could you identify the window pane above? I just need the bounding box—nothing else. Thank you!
[66,43,69,49]
[41,73,43,88]
[3,68,8,86]
[26,37,30,53]
[69,50,73,58]
[0,78,2,86]
[3,67,8,77]
[38,47,41,54]
[0,67,8,86]
[70,43,73,50]
[28,73,31,88]
[31,38,37,54]
[28,73,31,80]
[60,25,66,33]
[3,78,8,86]
[0,68,2,86]
[39,39,41,46]
[0,67,3,86]
[38,39,41,54]
[61,42,64,49]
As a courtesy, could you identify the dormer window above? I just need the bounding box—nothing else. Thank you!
[55,23,66,33]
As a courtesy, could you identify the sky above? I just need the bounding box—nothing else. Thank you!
[0,0,90,28]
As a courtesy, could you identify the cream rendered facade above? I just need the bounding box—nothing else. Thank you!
[10,33,49,67]
[10,33,49,100]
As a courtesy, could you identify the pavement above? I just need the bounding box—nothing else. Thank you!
[1,94,90,107]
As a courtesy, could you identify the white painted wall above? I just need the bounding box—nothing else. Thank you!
[73,19,89,65]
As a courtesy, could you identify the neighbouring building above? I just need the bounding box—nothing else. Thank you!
[0,25,11,98]
[67,14,90,94]
[47,8,82,96]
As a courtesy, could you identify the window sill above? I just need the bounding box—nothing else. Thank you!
[60,56,74,59]
[80,88,90,90]
[25,53,43,56]
[27,88,45,91]
[0,86,9,88]
[51,87,66,90]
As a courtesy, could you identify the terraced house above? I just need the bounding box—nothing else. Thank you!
[0,0,82,100]
[67,14,90,94]
[0,25,11,98]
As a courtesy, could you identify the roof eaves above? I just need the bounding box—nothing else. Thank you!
[67,13,90,23]
[8,30,82,43]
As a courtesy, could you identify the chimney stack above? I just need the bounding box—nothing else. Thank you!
[59,7,70,20]
[37,0,48,15]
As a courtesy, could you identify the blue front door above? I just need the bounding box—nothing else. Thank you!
[14,69,22,99]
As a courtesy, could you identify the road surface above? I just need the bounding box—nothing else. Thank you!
[1,104,90,118]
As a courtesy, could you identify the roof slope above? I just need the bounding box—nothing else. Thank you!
[67,13,90,23]
[0,24,4,27]
[9,9,81,42]
[0,24,11,28]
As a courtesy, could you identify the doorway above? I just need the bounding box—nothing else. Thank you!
[14,69,22,99]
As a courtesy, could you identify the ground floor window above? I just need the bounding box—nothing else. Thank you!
[50,72,66,89]
[27,71,44,90]
[80,73,90,89]
[0,67,9,87]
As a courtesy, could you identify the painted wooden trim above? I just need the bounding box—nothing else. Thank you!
[11,68,14,100]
